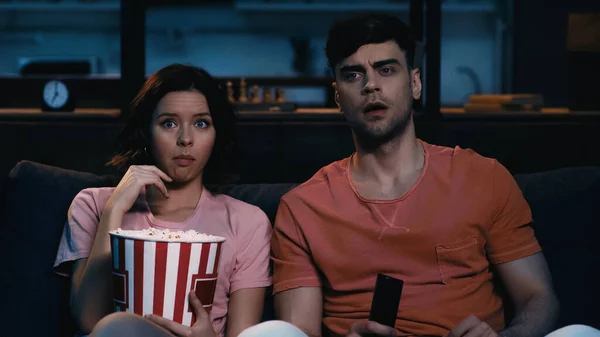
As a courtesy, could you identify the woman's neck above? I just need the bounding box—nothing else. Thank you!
[146,175,204,215]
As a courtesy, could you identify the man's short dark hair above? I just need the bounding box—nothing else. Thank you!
[107,63,238,187]
[325,13,417,76]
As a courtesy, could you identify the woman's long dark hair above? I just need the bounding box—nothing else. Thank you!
[107,64,239,189]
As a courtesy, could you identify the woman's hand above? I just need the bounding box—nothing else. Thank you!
[346,321,397,337]
[145,291,217,337]
[105,165,172,215]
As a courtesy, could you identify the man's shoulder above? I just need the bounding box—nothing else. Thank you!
[424,140,498,173]
[281,156,350,205]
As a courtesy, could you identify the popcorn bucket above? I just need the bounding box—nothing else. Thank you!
[109,229,225,326]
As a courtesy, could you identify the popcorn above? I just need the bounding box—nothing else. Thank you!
[108,227,226,325]
[110,228,225,243]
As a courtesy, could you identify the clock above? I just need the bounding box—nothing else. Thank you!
[42,80,76,112]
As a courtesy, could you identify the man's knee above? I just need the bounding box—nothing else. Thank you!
[238,320,308,337]
[546,324,600,337]
[89,312,143,337]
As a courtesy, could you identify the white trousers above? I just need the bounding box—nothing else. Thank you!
[545,325,600,337]
[237,320,600,337]
[237,320,309,337]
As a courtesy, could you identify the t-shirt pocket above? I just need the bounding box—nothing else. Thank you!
[435,236,487,284]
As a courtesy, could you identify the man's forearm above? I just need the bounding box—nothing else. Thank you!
[500,291,560,337]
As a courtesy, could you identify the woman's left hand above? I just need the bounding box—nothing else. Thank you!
[145,291,217,337]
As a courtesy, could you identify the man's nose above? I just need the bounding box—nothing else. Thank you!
[362,73,381,94]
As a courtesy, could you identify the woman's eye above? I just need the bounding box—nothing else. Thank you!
[161,120,177,128]
[195,120,209,128]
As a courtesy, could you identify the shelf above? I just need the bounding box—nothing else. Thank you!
[0,2,120,12]
[0,108,120,122]
[441,107,571,115]
[0,107,118,114]
[234,1,495,13]
[1,107,598,123]
[234,107,600,123]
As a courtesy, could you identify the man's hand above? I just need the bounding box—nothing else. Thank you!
[145,291,216,337]
[347,321,397,337]
[446,315,499,337]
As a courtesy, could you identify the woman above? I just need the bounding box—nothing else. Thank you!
[53,64,272,337]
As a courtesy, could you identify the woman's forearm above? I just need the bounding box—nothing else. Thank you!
[71,208,125,333]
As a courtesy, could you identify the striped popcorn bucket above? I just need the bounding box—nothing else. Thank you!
[108,231,225,326]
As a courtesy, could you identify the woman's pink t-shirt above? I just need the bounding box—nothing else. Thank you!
[54,187,272,336]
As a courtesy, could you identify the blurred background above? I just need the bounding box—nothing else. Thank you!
[0,0,599,183]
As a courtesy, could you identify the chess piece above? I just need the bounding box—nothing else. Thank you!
[250,84,261,103]
[238,78,248,103]
[226,81,235,102]
[275,88,286,103]
[263,86,273,103]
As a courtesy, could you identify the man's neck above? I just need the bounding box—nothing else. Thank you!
[352,124,424,187]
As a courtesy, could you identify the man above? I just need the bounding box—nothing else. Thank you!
[270,13,560,337]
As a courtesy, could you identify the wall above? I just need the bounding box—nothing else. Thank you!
[513,0,600,107]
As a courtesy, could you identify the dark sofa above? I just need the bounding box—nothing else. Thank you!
[0,160,599,337]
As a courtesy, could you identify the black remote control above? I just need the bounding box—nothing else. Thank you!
[369,273,404,328]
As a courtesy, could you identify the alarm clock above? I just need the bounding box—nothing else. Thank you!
[42,80,76,112]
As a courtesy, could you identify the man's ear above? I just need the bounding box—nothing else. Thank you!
[411,68,422,100]
[332,81,341,109]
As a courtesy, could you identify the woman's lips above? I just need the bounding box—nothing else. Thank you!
[173,156,195,167]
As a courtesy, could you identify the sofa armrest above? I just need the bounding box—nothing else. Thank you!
[0,160,118,337]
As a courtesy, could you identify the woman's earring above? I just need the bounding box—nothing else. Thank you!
[144,147,149,156]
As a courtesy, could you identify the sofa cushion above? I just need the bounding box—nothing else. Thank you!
[515,167,600,328]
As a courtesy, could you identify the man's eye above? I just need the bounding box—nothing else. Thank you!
[344,73,360,81]
[380,67,394,75]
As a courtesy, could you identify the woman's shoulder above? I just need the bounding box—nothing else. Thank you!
[205,191,270,227]
[208,192,265,216]
[70,187,116,212]
[73,187,116,203]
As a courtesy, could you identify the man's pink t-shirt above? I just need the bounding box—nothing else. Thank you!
[54,187,272,336]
